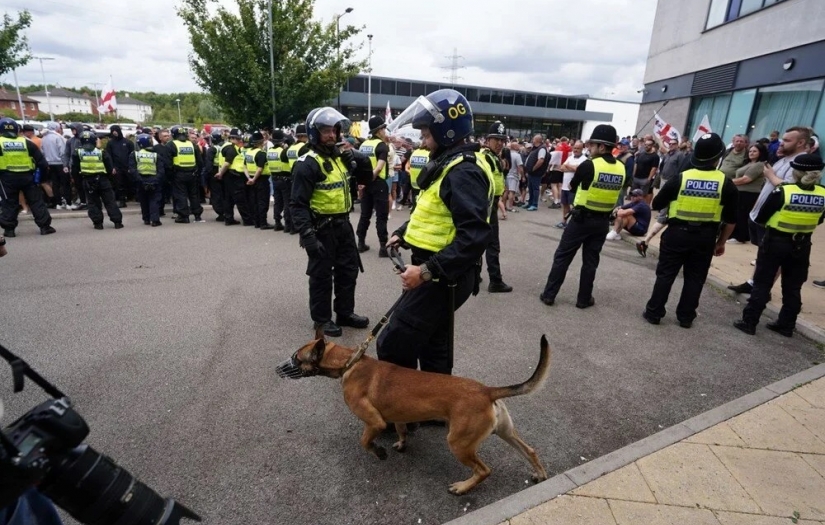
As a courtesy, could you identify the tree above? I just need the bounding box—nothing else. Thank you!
[178,0,365,129]
[0,10,32,77]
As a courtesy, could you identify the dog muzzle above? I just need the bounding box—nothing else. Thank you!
[276,355,307,380]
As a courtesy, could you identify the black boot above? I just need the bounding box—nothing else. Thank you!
[114,222,124,229]
[260,223,274,230]
[336,313,370,328]
[117,200,127,208]
[766,321,793,338]
[315,320,343,337]
[3,229,15,238]
[488,281,513,293]
[151,221,162,227]
[40,226,56,235]
[733,319,756,335]
[93,223,104,230]
[378,246,389,258]
[175,216,190,224]
[358,239,370,253]
[274,220,284,231]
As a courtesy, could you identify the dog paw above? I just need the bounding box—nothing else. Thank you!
[531,473,548,483]
[448,482,470,495]
[374,446,388,460]
[392,441,407,453]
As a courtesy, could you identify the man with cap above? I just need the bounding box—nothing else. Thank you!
[356,116,392,257]
[606,188,650,240]
[0,118,55,237]
[268,130,291,232]
[642,133,738,328]
[734,154,825,337]
[290,107,371,337]
[244,131,274,229]
[481,121,513,293]
[166,125,204,223]
[279,125,310,233]
[216,128,253,226]
[380,88,495,376]
[540,125,625,308]
[203,129,229,221]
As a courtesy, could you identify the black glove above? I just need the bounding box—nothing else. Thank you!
[301,234,326,258]
[143,183,157,192]
[340,148,356,169]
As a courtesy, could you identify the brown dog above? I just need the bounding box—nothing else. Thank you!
[276,335,551,494]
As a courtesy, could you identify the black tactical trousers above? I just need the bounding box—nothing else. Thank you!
[272,177,293,229]
[306,219,360,324]
[542,212,609,304]
[136,178,162,223]
[0,172,52,231]
[225,172,253,224]
[248,176,270,227]
[485,195,503,282]
[84,176,122,225]
[172,170,203,218]
[356,178,389,245]
[207,169,229,219]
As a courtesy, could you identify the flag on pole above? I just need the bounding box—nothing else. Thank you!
[653,112,681,143]
[692,114,712,142]
[385,100,392,126]
[98,77,117,114]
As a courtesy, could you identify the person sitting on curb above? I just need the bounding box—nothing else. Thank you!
[607,189,650,241]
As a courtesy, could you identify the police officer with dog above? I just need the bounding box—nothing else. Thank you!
[0,118,55,237]
[540,124,625,308]
[643,133,738,328]
[290,107,372,337]
[380,88,495,375]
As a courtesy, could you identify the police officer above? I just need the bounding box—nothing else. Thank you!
[734,154,825,337]
[72,130,123,230]
[356,116,391,257]
[203,129,229,222]
[540,125,625,308]
[281,125,310,233]
[130,134,164,226]
[379,89,495,375]
[643,133,738,328]
[290,107,370,337]
[216,128,253,226]
[167,126,204,224]
[244,131,274,229]
[268,130,291,232]
[481,121,513,293]
[408,141,429,209]
[0,118,55,237]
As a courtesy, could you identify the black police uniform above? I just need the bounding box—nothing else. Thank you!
[203,138,229,221]
[481,122,511,292]
[276,140,309,233]
[0,137,53,235]
[72,148,123,228]
[644,147,738,326]
[128,145,165,224]
[377,143,492,374]
[166,137,204,221]
[246,144,272,228]
[221,141,254,225]
[540,153,626,307]
[290,139,369,336]
[356,119,391,256]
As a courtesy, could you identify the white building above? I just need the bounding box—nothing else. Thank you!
[27,87,93,116]
[637,0,825,143]
[117,94,152,123]
[582,99,640,140]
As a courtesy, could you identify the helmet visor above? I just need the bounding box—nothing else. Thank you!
[390,124,422,145]
[309,107,351,135]
[387,96,444,134]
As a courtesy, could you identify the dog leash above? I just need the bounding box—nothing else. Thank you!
[342,247,407,371]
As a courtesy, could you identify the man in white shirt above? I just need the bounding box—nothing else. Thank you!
[555,140,586,228]
[505,142,524,212]
[544,147,563,208]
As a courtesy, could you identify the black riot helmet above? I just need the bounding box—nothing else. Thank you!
[210,129,223,145]
[79,130,97,150]
[170,126,188,141]
[305,107,350,148]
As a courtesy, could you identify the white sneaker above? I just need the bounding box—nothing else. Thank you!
[391,203,397,210]
[750,260,756,266]
[726,239,744,244]
[606,231,621,241]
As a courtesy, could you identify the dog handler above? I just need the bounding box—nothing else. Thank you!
[380,88,495,375]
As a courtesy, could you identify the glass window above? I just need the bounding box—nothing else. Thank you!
[722,89,756,143]
[490,91,502,104]
[687,93,732,141]
[478,90,491,103]
[577,99,587,111]
[813,96,825,139]
[465,88,478,102]
[380,80,395,95]
[567,98,578,110]
[410,83,426,97]
[514,93,525,106]
[536,95,547,107]
[750,79,824,139]
[425,84,439,94]
[454,86,467,97]
[546,96,557,108]
[396,82,411,97]
[739,0,763,16]
[348,77,365,93]
[557,97,568,110]
[706,0,729,29]
[502,91,514,105]
[524,94,536,107]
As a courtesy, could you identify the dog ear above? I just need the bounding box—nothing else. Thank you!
[311,338,326,363]
[314,324,325,341]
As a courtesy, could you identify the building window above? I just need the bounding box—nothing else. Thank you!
[536,95,547,107]
[688,93,732,141]
[502,91,514,105]
[396,81,411,97]
[576,99,586,111]
[721,89,757,143]
[546,96,557,108]
[706,0,785,29]
[410,82,426,97]
[566,98,578,110]
[380,80,395,95]
[425,84,439,94]
[524,94,536,107]
[348,77,366,93]
[557,97,568,110]
[490,91,502,104]
[750,79,824,139]
[514,93,525,106]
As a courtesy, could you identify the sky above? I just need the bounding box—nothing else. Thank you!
[3,0,657,102]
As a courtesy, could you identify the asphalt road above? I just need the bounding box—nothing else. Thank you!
[1,203,821,525]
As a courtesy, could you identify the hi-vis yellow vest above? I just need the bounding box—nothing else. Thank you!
[78,149,106,176]
[213,144,223,168]
[766,184,825,233]
[573,157,625,213]
[0,137,33,172]
[135,150,158,177]
[286,143,305,172]
[267,146,289,174]
[409,148,429,190]
[245,147,270,176]
[222,143,245,173]
[668,168,726,222]
[298,151,351,215]
[482,148,505,197]
[172,140,196,169]
[405,152,495,253]
[360,138,386,179]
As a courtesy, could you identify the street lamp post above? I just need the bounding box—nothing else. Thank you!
[89,82,103,123]
[175,98,182,125]
[336,7,353,112]
[367,34,373,121]
[268,0,276,128]
[32,56,55,121]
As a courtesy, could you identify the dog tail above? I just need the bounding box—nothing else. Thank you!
[488,335,552,401]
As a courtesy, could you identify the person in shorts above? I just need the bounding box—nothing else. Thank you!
[606,188,650,240]
[555,140,586,228]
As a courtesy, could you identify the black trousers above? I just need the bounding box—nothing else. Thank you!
[71,169,87,204]
[225,172,253,224]
[172,170,203,218]
[136,179,162,223]
[112,169,130,202]
[306,220,360,324]
[645,226,717,322]
[542,213,609,304]
[207,169,228,219]
[377,268,475,375]
[732,191,759,242]
[272,177,293,229]
[50,165,71,206]
[485,196,503,282]
[742,233,810,329]
[83,176,122,225]
[248,176,270,226]
[0,173,52,231]
[356,178,389,244]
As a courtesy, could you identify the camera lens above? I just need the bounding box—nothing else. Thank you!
[39,445,200,525]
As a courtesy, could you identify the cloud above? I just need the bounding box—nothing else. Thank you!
[2,0,656,103]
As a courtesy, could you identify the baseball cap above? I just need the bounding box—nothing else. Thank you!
[619,139,630,146]
[630,189,645,197]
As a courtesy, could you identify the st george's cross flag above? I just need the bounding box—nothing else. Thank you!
[98,78,117,114]
[653,112,681,144]
[692,114,713,142]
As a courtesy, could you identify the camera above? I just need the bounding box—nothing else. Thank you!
[1,344,200,524]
